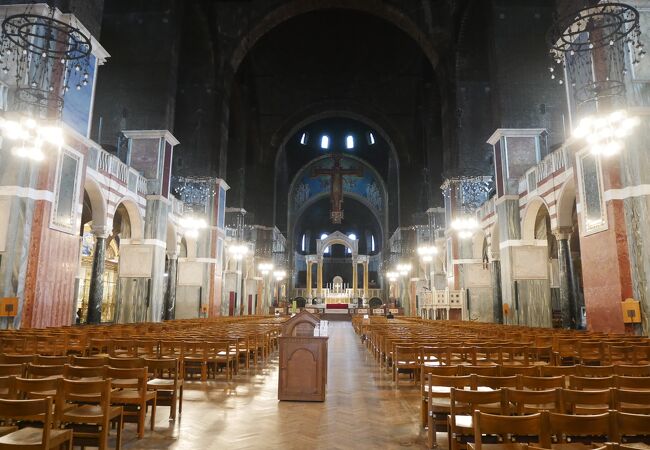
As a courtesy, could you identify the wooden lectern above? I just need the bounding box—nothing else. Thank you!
[278,310,328,401]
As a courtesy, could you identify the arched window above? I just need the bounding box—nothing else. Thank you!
[301,234,306,252]
[320,135,329,149]
[299,132,308,145]
[346,135,354,149]
[367,132,376,145]
[371,235,375,252]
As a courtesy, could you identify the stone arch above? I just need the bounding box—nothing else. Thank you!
[112,197,144,241]
[521,196,551,241]
[556,177,577,230]
[83,176,108,230]
[228,0,439,74]
[317,231,358,256]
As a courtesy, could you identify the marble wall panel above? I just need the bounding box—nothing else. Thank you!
[515,279,552,327]
[467,286,493,322]
[175,285,201,319]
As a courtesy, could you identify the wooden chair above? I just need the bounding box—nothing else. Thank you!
[507,388,562,415]
[426,374,474,449]
[577,341,605,366]
[613,388,650,415]
[546,411,612,445]
[181,341,206,381]
[56,378,123,450]
[206,341,236,381]
[107,367,156,438]
[421,346,450,367]
[471,411,550,450]
[70,355,108,368]
[420,365,459,427]
[107,357,144,369]
[25,364,64,380]
[449,388,508,450]
[0,397,72,449]
[560,388,613,415]
[569,375,616,390]
[612,411,650,446]
[393,345,421,385]
[144,357,183,420]
[519,375,565,390]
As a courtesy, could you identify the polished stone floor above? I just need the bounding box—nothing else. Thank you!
[119,321,430,449]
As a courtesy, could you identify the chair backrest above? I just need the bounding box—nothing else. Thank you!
[613,364,650,377]
[63,364,107,380]
[0,363,25,378]
[520,375,565,390]
[578,364,614,377]
[569,375,616,390]
[421,346,450,367]
[0,397,53,446]
[507,388,562,414]
[450,388,507,417]
[500,365,539,377]
[560,388,613,414]
[0,375,15,399]
[460,365,499,376]
[616,375,650,390]
[473,411,549,450]
[474,375,520,389]
[106,366,147,391]
[547,411,612,443]
[0,353,36,365]
[613,411,650,443]
[613,388,650,414]
[34,355,70,366]
[26,363,65,379]
[107,356,145,369]
[540,365,577,377]
[14,376,61,400]
[144,357,179,382]
[71,355,108,367]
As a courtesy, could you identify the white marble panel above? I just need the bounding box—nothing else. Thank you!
[177,261,204,286]
[119,244,154,277]
[0,198,8,252]
[464,263,491,287]
[512,246,548,280]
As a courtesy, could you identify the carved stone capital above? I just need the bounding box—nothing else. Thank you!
[552,226,574,241]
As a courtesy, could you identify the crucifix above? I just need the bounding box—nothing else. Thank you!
[312,153,363,224]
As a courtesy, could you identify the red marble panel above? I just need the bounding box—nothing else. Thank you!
[21,201,80,329]
[580,197,631,334]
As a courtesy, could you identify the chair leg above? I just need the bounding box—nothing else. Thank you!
[150,397,157,430]
[170,391,177,420]
[115,414,123,450]
[179,386,183,415]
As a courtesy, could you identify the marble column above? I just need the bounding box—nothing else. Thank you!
[555,228,576,329]
[363,261,369,299]
[306,261,312,298]
[352,259,358,298]
[164,254,178,320]
[491,260,503,324]
[317,258,323,298]
[87,229,108,324]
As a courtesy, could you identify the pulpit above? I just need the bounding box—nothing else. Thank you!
[278,310,328,401]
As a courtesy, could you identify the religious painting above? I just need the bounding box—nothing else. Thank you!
[292,155,385,218]
[51,148,82,234]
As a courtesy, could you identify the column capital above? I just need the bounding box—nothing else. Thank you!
[167,253,178,260]
[91,225,111,239]
[553,226,573,240]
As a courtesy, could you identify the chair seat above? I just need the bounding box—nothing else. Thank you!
[112,378,139,388]
[112,389,156,402]
[453,414,472,429]
[0,427,71,446]
[147,378,178,388]
[0,426,17,437]
[63,404,122,421]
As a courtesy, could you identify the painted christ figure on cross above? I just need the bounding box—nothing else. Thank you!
[312,153,363,224]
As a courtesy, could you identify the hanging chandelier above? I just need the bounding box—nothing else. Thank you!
[179,216,207,239]
[0,115,63,161]
[451,217,479,239]
[0,6,92,119]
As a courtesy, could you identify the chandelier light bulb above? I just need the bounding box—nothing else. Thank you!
[572,110,640,156]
